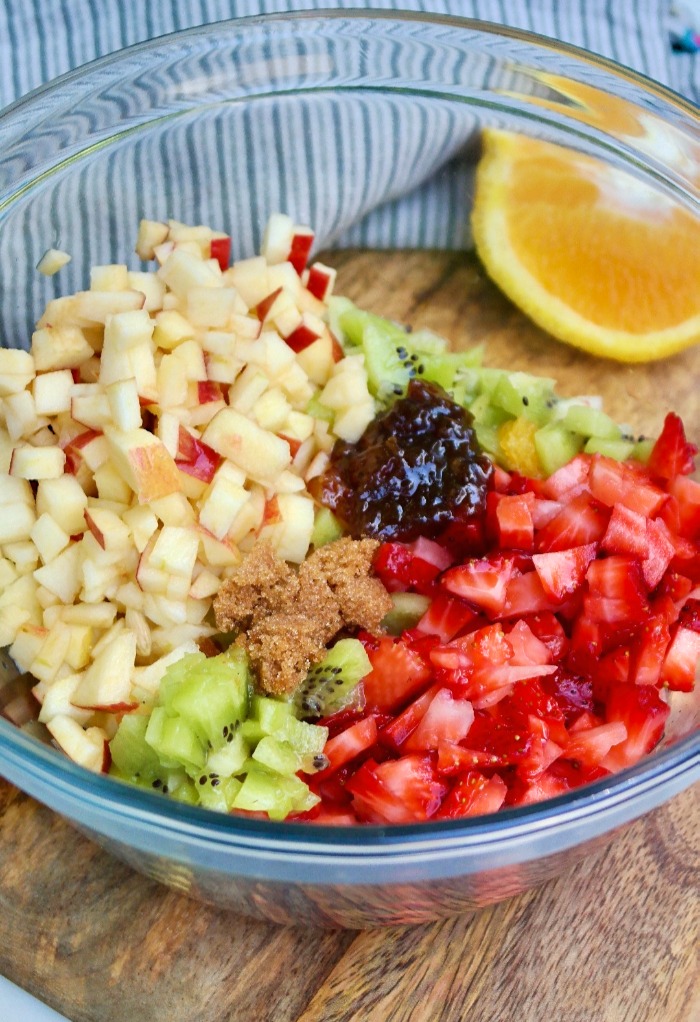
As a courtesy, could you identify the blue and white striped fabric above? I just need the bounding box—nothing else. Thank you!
[0,1,696,350]
[1,1,696,110]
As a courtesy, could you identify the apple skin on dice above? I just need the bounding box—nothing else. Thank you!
[0,215,376,774]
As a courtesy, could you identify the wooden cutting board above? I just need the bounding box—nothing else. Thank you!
[1,250,699,1022]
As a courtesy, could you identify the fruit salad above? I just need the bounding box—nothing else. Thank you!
[0,214,697,824]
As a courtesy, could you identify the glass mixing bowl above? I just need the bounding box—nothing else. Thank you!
[0,11,698,928]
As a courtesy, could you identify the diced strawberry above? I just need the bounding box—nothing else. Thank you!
[585,556,648,622]
[532,543,597,603]
[347,755,447,823]
[588,454,666,518]
[442,555,517,617]
[510,769,572,806]
[494,492,535,550]
[461,708,535,768]
[564,720,628,768]
[373,541,441,594]
[363,636,431,712]
[436,740,501,774]
[492,464,513,493]
[536,492,610,552]
[656,571,694,604]
[502,571,558,618]
[542,669,595,726]
[437,517,487,559]
[408,536,454,572]
[431,623,512,673]
[378,684,441,750]
[601,683,670,771]
[415,592,479,642]
[321,716,378,774]
[505,619,553,667]
[679,598,700,632]
[508,677,568,746]
[647,412,697,480]
[660,625,700,692]
[434,772,507,819]
[642,517,676,590]
[667,474,700,540]
[403,688,475,752]
[540,453,591,500]
[601,503,648,558]
[302,805,358,826]
[522,612,569,661]
[530,498,563,528]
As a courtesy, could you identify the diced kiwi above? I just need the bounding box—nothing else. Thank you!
[534,422,584,476]
[382,592,432,635]
[560,403,621,440]
[491,372,557,426]
[145,707,207,771]
[583,436,635,460]
[159,646,250,750]
[292,637,371,720]
[109,712,161,779]
[252,735,302,775]
[232,763,303,820]
[194,772,242,812]
[205,728,249,776]
[311,506,345,548]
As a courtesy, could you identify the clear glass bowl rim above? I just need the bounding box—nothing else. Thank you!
[0,8,697,857]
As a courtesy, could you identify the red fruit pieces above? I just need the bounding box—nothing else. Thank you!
[648,412,697,480]
[403,688,475,752]
[442,554,517,616]
[434,772,507,819]
[588,454,666,518]
[363,637,431,712]
[494,492,535,550]
[601,684,670,771]
[532,543,596,602]
[661,625,700,692]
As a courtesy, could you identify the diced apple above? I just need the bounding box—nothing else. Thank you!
[175,425,221,483]
[152,309,194,351]
[36,248,72,276]
[65,624,94,671]
[0,348,35,396]
[122,505,159,552]
[189,567,221,599]
[105,377,142,431]
[127,271,166,312]
[33,542,83,604]
[172,339,207,381]
[75,431,110,473]
[104,426,182,502]
[30,513,70,564]
[10,443,65,479]
[99,309,155,386]
[135,219,169,261]
[0,557,18,590]
[36,475,88,535]
[29,622,73,684]
[262,213,296,266]
[70,385,112,428]
[47,716,110,773]
[156,412,181,458]
[84,506,132,552]
[252,387,291,431]
[284,311,324,353]
[149,491,195,526]
[0,603,34,648]
[156,352,189,409]
[93,462,131,505]
[303,261,337,302]
[258,492,315,563]
[202,407,291,484]
[187,286,243,328]
[158,248,222,298]
[276,361,314,406]
[333,400,376,442]
[149,525,199,585]
[3,390,41,441]
[38,674,93,725]
[294,330,335,385]
[3,540,37,574]
[30,367,74,419]
[124,606,152,657]
[228,365,270,414]
[72,289,146,326]
[9,622,48,672]
[71,630,137,711]
[197,528,242,567]
[31,325,94,372]
[62,601,117,629]
[198,475,250,540]
[304,450,330,482]
[226,256,270,309]
[90,264,129,292]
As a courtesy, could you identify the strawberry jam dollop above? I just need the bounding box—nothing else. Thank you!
[317,380,493,541]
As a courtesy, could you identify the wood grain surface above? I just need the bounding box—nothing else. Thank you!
[1,250,699,1022]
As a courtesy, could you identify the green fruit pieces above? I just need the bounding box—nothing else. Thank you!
[292,637,371,720]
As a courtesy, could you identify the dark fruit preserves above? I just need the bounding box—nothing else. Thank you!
[318,380,493,541]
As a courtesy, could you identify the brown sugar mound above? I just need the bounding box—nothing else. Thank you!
[213,537,392,695]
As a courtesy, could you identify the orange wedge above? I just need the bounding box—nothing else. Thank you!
[471,129,700,362]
